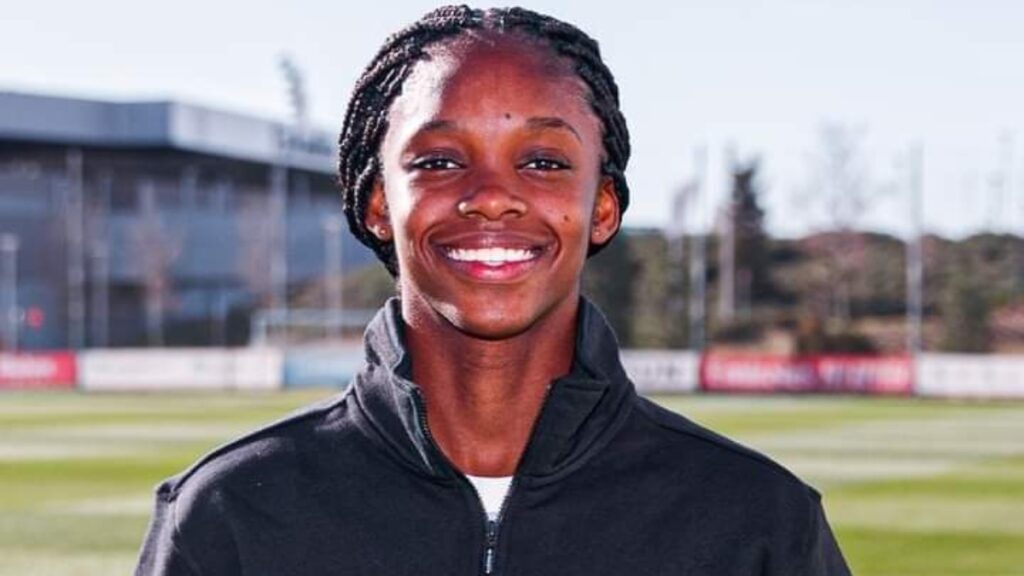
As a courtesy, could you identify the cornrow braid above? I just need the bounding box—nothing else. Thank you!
[338,5,631,275]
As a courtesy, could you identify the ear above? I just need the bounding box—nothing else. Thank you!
[364,179,392,241]
[590,176,621,247]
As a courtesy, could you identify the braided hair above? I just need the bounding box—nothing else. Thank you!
[338,5,631,275]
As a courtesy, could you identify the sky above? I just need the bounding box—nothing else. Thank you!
[3,0,1023,239]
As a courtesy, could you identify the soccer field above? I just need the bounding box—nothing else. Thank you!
[1,391,1021,576]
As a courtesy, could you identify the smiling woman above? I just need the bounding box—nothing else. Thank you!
[135,6,851,576]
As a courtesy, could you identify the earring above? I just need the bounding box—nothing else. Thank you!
[373,224,391,240]
[379,204,391,238]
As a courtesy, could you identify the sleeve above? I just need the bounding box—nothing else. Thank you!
[134,484,203,576]
[762,484,852,576]
[800,491,852,576]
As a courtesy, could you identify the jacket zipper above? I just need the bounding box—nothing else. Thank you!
[474,381,558,575]
[477,380,560,575]
[410,384,554,576]
[479,477,517,575]
[484,518,497,574]
[409,388,508,574]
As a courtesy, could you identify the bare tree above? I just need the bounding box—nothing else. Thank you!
[127,180,181,346]
[797,123,888,325]
[236,194,276,309]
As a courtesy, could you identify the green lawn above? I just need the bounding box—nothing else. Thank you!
[1,391,1022,576]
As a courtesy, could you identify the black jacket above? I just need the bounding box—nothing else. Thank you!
[136,298,851,575]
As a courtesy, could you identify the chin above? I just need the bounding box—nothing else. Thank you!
[451,314,537,341]
[436,292,570,342]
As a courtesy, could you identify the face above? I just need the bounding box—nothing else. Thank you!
[366,35,620,340]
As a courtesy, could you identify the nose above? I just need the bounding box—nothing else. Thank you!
[457,173,527,221]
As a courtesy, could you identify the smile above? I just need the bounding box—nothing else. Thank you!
[443,247,540,266]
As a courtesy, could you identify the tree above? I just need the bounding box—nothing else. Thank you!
[797,123,887,325]
[237,195,276,308]
[729,158,772,309]
[128,180,181,347]
[582,231,637,345]
[940,252,992,352]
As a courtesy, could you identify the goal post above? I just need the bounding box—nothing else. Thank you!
[250,308,377,346]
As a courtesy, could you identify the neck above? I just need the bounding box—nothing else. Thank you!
[403,297,578,477]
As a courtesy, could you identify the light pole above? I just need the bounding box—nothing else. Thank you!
[269,161,288,315]
[90,172,112,348]
[66,149,86,349]
[668,181,696,347]
[689,146,709,352]
[323,214,344,339]
[90,240,109,348]
[1,233,20,351]
[906,143,924,355]
[270,55,309,336]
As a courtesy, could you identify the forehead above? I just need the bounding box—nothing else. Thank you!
[387,34,597,134]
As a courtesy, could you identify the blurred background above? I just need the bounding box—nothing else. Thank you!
[0,1,1021,575]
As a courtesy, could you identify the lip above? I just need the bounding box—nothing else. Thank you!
[430,231,554,282]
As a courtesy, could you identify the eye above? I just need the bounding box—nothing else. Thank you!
[520,157,571,171]
[411,156,463,171]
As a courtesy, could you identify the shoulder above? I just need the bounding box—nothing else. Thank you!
[622,396,850,574]
[156,391,353,510]
[137,391,359,572]
[627,394,820,503]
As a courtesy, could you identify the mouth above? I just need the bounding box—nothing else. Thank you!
[433,234,551,281]
[442,246,542,267]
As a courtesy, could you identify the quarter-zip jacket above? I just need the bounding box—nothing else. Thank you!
[136,298,851,576]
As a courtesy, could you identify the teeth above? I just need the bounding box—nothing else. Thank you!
[445,247,537,266]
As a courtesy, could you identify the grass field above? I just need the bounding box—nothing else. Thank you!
[1,391,1022,576]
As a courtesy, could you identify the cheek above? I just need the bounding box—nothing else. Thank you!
[549,181,600,247]
[381,171,435,230]
[381,177,419,224]
[385,186,451,262]
[549,207,593,257]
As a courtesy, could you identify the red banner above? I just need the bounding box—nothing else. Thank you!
[0,352,77,390]
[700,354,913,395]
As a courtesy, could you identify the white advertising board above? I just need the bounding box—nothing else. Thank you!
[283,344,364,388]
[916,353,1024,398]
[80,348,283,392]
[621,349,700,393]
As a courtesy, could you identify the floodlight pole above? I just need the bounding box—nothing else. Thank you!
[668,180,695,347]
[90,240,109,348]
[269,160,288,316]
[90,172,112,348]
[1001,131,1022,296]
[269,55,309,336]
[689,145,709,352]
[906,143,924,355]
[1,234,19,351]
[717,147,737,324]
[66,148,87,349]
[323,214,344,338]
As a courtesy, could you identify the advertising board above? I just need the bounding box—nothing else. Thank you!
[700,354,913,395]
[917,353,1024,398]
[283,344,364,388]
[0,352,76,390]
[620,350,700,393]
[79,348,282,391]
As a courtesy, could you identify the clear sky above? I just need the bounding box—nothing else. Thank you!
[3,0,1022,238]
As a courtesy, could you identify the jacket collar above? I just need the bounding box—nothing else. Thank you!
[352,297,635,482]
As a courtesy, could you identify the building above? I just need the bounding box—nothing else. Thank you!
[0,90,373,350]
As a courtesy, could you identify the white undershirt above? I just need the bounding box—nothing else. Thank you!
[465,474,513,521]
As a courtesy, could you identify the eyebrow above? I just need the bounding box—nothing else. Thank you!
[416,119,459,135]
[413,117,582,143]
[525,117,582,143]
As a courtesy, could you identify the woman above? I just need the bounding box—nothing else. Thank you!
[136,6,851,575]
